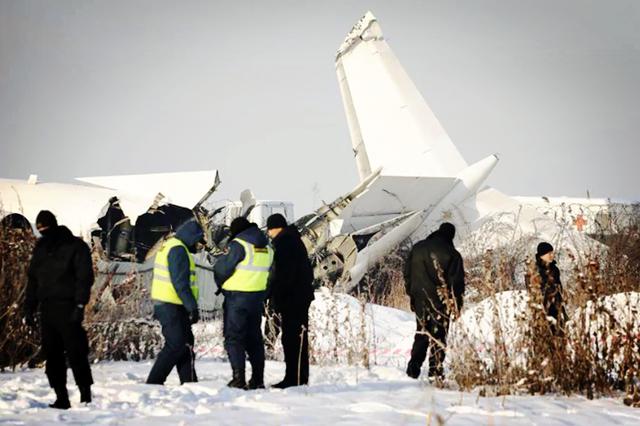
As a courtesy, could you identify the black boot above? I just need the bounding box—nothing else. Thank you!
[271,378,296,389]
[406,361,421,379]
[247,366,264,390]
[227,369,247,389]
[79,385,92,403]
[49,386,71,409]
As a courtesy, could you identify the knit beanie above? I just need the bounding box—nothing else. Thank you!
[266,213,288,230]
[35,210,57,229]
[229,217,251,239]
[439,222,456,241]
[536,242,554,257]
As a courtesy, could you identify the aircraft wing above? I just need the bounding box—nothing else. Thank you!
[0,179,117,237]
[336,12,468,181]
[76,170,220,211]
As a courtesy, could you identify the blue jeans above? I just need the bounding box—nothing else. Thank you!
[223,290,266,372]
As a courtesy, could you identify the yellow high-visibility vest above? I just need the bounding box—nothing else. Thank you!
[222,238,273,292]
[151,237,198,304]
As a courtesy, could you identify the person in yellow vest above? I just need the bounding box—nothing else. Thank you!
[146,219,204,385]
[214,217,273,390]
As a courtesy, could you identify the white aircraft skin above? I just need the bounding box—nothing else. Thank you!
[329,12,620,290]
[0,12,629,292]
[0,171,219,238]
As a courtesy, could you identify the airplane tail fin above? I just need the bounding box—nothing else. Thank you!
[336,12,467,180]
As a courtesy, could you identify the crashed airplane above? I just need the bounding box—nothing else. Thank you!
[0,12,636,307]
[295,11,635,291]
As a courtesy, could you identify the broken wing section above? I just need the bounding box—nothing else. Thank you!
[76,170,220,211]
[336,11,468,181]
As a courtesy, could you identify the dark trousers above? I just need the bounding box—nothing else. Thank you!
[281,307,309,385]
[223,290,265,373]
[408,312,449,378]
[40,303,93,390]
[147,303,197,385]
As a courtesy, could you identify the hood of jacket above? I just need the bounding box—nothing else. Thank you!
[175,220,204,248]
[235,224,268,248]
[426,229,454,246]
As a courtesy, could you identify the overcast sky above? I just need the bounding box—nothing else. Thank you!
[1,0,639,216]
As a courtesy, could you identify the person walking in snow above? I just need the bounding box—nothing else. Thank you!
[530,242,566,336]
[214,217,273,390]
[146,219,204,385]
[24,210,95,409]
[265,213,314,388]
[404,222,465,380]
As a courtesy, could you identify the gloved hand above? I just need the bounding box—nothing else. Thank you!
[70,305,85,324]
[188,309,200,324]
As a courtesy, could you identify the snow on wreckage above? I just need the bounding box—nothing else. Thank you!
[1,8,640,423]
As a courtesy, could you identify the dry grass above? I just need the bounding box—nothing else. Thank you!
[0,226,38,370]
[2,205,639,406]
[358,211,640,404]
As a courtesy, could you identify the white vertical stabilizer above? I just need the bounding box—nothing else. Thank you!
[336,12,468,181]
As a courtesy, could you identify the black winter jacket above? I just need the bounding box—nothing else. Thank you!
[404,230,465,318]
[535,258,564,318]
[267,225,314,313]
[25,226,94,312]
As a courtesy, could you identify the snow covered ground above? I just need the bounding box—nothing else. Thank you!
[2,359,640,425]
[2,290,639,424]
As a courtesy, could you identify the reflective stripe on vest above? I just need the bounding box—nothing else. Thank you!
[222,238,273,292]
[151,237,199,304]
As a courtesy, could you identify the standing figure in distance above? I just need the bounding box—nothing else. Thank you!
[25,210,95,409]
[532,242,566,336]
[404,222,465,380]
[146,219,203,385]
[266,213,314,388]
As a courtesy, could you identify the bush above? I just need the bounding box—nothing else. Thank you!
[357,213,640,402]
[0,226,39,370]
[0,226,162,368]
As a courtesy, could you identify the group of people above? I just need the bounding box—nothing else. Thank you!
[144,213,314,391]
[24,209,565,409]
[403,222,566,380]
[24,210,314,409]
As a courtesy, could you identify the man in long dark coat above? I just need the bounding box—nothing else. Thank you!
[266,214,314,388]
[404,222,465,380]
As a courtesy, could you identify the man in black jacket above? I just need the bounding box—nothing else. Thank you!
[24,211,94,409]
[404,222,465,380]
[266,214,314,388]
